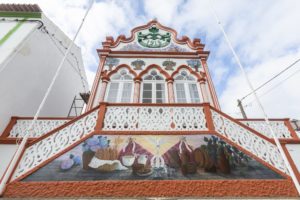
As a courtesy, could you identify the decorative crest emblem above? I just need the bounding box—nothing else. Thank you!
[138,26,171,48]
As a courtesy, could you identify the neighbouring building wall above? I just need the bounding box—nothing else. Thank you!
[0,13,88,133]
[0,144,17,180]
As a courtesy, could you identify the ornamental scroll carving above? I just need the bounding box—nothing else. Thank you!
[12,109,99,180]
[211,110,289,175]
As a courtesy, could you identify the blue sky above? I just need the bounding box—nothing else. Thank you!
[5,0,300,119]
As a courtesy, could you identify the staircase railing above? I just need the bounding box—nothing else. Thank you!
[8,103,293,182]
[10,107,99,181]
[210,107,289,175]
[239,119,297,139]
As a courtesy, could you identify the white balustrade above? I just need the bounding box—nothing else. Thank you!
[9,119,69,138]
[211,110,289,175]
[12,109,98,180]
[103,106,208,131]
[240,120,292,139]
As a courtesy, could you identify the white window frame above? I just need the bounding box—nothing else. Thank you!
[140,69,168,103]
[104,69,134,103]
[174,70,202,103]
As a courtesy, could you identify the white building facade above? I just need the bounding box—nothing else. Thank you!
[1,19,300,198]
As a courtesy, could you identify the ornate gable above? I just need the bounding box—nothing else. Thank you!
[100,19,206,53]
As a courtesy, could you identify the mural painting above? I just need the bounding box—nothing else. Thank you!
[23,135,283,181]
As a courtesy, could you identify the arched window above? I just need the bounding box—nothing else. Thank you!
[141,69,167,103]
[105,68,134,103]
[174,70,201,103]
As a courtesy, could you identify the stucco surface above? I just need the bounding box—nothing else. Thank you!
[4,179,298,198]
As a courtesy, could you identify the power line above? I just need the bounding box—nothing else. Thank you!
[244,67,300,107]
[208,0,300,194]
[240,57,300,101]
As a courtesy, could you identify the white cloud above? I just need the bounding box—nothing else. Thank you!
[3,0,300,119]
[220,49,300,119]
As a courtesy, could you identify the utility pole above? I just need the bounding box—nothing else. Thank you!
[237,99,247,119]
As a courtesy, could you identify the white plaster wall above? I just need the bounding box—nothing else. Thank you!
[0,20,36,64]
[0,144,17,180]
[286,144,300,174]
[0,15,87,133]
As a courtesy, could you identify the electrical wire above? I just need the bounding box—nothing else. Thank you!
[244,67,300,107]
[241,57,300,101]
[208,0,300,195]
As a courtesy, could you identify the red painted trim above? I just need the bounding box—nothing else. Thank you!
[201,60,220,110]
[279,139,300,144]
[0,138,35,144]
[4,180,297,198]
[1,117,18,138]
[97,50,206,56]
[137,64,171,80]
[103,102,207,107]
[203,104,215,131]
[96,130,212,135]
[104,55,203,59]
[87,55,107,111]
[285,119,299,139]
[107,64,138,78]
[170,65,203,80]
[94,102,107,131]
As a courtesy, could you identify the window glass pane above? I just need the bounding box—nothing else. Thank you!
[143,83,152,90]
[155,75,164,80]
[143,91,152,98]
[156,91,162,98]
[175,83,186,103]
[121,83,132,103]
[142,83,152,103]
[156,84,162,90]
[156,83,165,103]
[189,83,200,103]
[106,83,119,102]
[111,74,121,80]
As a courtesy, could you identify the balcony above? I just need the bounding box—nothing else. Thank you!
[1,103,297,140]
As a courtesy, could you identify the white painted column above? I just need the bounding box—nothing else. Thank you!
[167,78,174,103]
[133,78,141,103]
[199,78,209,103]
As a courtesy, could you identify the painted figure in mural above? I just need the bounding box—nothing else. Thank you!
[25,135,282,182]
